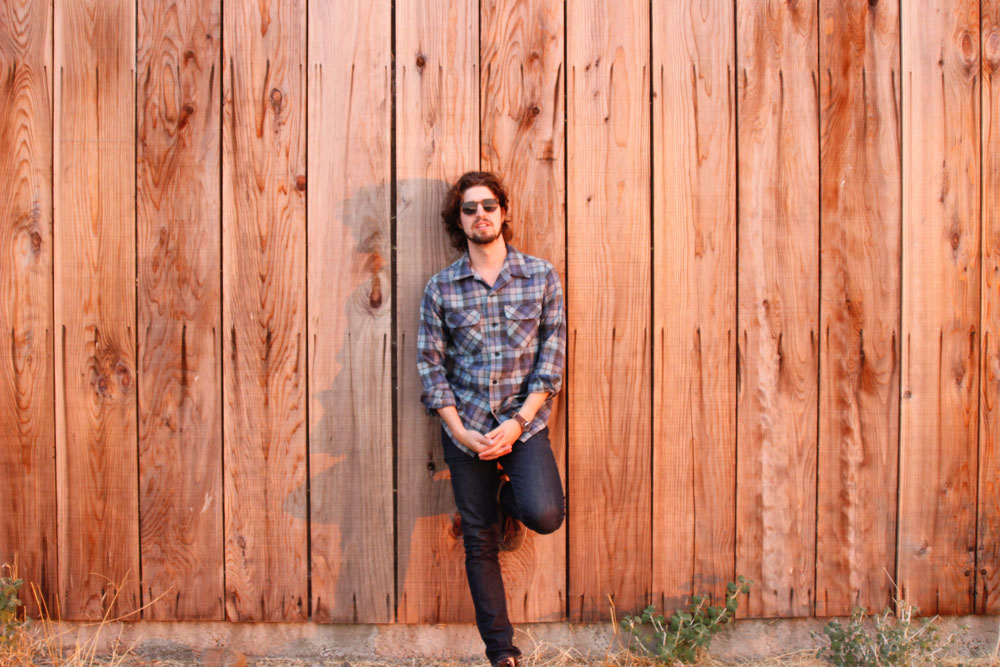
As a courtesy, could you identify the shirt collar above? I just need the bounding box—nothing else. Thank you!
[454,244,532,280]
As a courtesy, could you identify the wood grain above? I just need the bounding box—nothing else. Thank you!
[307,0,393,623]
[0,0,55,618]
[136,0,222,621]
[567,0,651,622]
[816,0,900,617]
[53,0,139,621]
[980,0,1000,615]
[395,0,478,623]
[898,0,980,616]
[222,0,307,621]
[480,0,566,623]
[651,0,736,614]
[735,0,818,619]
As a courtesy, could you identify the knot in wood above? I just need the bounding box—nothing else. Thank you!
[295,175,306,192]
[116,362,132,390]
[269,87,283,111]
[30,230,42,254]
[960,32,977,68]
[415,53,426,70]
[985,30,1000,70]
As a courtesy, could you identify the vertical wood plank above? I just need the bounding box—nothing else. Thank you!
[136,0,223,620]
[899,0,980,616]
[480,0,566,623]
[651,0,736,612]
[980,0,1000,615]
[816,0,901,617]
[222,0,307,621]
[0,0,55,618]
[567,0,651,622]
[54,0,139,620]
[395,0,478,623]
[308,0,393,623]
[736,0,818,618]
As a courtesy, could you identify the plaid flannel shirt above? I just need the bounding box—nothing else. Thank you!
[418,245,566,456]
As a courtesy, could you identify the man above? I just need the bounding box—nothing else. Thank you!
[417,171,566,667]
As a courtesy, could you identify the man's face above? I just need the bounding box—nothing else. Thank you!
[459,185,505,247]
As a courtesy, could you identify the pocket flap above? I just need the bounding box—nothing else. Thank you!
[446,309,481,328]
[504,302,542,320]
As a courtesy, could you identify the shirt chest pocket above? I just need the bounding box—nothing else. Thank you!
[504,302,542,349]
[446,309,483,356]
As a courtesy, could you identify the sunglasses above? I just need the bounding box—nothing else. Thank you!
[460,198,500,215]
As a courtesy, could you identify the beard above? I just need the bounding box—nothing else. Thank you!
[464,224,502,246]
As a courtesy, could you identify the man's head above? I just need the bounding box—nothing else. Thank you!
[441,171,512,251]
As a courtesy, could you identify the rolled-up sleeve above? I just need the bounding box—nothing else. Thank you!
[417,279,456,410]
[527,267,566,396]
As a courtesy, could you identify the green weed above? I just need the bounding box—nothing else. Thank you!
[1,563,28,645]
[619,576,751,664]
[814,600,955,666]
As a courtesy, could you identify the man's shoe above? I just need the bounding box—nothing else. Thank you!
[497,474,525,551]
[493,656,520,667]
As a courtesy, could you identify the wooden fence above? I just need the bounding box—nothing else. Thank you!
[2,0,999,624]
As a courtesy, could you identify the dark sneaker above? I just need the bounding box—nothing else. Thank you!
[493,656,520,667]
[496,473,525,551]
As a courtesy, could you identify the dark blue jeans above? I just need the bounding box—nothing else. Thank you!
[442,426,565,665]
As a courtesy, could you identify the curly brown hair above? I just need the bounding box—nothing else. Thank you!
[440,171,513,251]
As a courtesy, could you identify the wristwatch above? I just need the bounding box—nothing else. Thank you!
[512,413,531,431]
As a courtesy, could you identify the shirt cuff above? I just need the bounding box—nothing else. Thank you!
[527,376,561,396]
[421,387,456,411]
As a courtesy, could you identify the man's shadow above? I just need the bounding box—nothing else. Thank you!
[284,178,459,621]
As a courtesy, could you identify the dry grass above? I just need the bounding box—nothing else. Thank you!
[4,561,1000,666]
[0,562,141,666]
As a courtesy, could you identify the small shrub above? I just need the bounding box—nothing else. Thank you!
[815,600,955,666]
[1,566,27,645]
[619,576,751,664]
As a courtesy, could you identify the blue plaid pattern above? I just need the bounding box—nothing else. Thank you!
[418,245,566,456]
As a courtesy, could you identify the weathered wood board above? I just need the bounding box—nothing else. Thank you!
[480,0,567,623]
[53,0,139,620]
[816,0,901,617]
[222,0,307,621]
[567,0,651,622]
[395,0,479,623]
[981,0,1000,615]
[136,0,223,620]
[0,0,55,618]
[898,0,980,616]
[651,0,736,613]
[736,0,819,618]
[307,0,393,623]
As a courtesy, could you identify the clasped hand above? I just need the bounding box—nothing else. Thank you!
[458,419,522,460]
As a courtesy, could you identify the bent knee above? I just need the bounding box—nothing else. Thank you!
[524,503,564,535]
